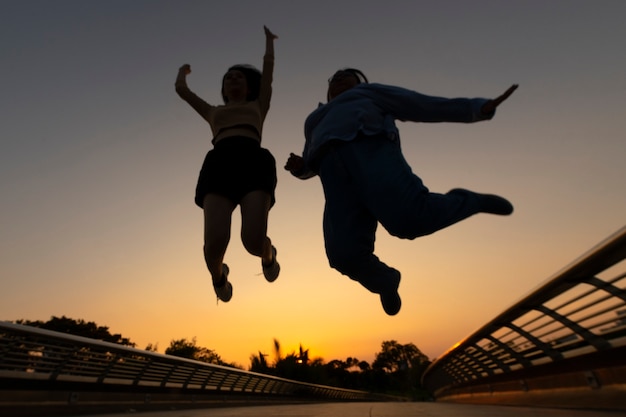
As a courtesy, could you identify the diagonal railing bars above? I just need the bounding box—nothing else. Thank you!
[421,225,626,410]
[0,320,390,412]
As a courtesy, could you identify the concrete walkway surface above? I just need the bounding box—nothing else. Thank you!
[72,402,626,417]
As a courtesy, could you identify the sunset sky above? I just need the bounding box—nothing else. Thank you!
[2,0,625,368]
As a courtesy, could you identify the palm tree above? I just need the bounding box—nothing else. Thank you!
[297,344,309,365]
[272,338,282,366]
[249,351,269,373]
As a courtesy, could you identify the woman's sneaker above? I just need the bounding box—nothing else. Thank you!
[214,264,232,302]
[262,246,280,282]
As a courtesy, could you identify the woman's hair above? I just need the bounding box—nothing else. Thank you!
[221,64,262,103]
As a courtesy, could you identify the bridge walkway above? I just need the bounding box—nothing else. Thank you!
[71,402,626,417]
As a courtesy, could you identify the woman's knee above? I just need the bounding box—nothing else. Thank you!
[241,232,266,256]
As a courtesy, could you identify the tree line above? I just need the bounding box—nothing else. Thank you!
[14,316,432,399]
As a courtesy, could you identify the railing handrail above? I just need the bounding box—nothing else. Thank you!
[429,225,626,364]
[421,224,626,408]
[0,320,385,401]
[0,320,252,376]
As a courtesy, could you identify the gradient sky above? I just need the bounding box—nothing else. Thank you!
[2,0,625,368]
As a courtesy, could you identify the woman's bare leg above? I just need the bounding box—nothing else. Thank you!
[239,190,273,264]
[203,194,237,284]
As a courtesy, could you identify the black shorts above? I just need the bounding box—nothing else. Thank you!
[194,136,277,208]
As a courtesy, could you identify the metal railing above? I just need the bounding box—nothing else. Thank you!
[421,225,626,410]
[0,321,387,413]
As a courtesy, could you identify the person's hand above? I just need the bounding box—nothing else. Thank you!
[264,25,278,40]
[481,84,518,114]
[179,64,191,75]
[284,153,304,174]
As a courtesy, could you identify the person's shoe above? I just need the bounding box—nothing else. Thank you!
[262,246,280,282]
[379,273,401,316]
[479,194,514,215]
[380,290,401,316]
[214,264,232,302]
[449,188,513,215]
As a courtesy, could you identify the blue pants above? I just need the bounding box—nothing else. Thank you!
[318,134,482,295]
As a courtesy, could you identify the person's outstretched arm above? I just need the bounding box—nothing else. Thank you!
[259,25,277,115]
[175,64,212,121]
[372,83,519,123]
[264,25,277,59]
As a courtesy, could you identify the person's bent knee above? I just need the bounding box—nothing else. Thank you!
[326,245,362,276]
[383,221,437,240]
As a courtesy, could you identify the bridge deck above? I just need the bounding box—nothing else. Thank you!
[72,402,625,417]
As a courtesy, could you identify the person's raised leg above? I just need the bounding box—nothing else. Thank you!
[203,194,236,297]
[240,190,279,281]
[342,136,511,240]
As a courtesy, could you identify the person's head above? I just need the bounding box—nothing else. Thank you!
[221,64,262,103]
[327,68,369,101]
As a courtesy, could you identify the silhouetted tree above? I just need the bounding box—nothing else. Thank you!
[16,316,135,346]
[254,340,325,383]
[358,360,371,371]
[372,340,426,372]
[297,343,309,365]
[145,343,158,352]
[371,340,431,398]
[272,338,282,365]
[249,351,270,373]
[165,337,225,365]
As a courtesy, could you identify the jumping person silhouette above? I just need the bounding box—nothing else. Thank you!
[285,68,518,316]
[176,26,280,303]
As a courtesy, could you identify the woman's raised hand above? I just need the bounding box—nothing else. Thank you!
[179,64,191,75]
[264,25,278,40]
